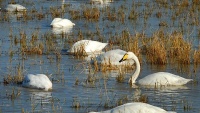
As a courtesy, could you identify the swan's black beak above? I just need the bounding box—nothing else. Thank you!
[119,58,124,62]
[119,53,128,63]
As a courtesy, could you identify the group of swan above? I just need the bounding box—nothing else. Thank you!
[7,2,191,113]
[5,4,75,34]
[67,39,192,86]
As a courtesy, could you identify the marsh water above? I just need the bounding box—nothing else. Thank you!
[0,0,200,113]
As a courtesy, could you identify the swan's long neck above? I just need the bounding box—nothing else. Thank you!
[131,55,140,84]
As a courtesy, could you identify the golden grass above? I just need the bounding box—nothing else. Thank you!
[83,7,100,21]
[146,35,167,65]
[193,46,200,64]
[4,66,24,85]
[116,69,126,83]
[168,32,192,64]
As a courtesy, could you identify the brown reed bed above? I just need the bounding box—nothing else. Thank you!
[50,6,64,18]
[139,30,194,65]
[145,33,167,65]
[3,65,24,85]
[68,9,81,20]
[83,7,100,21]
[167,32,192,64]
[18,31,44,55]
[193,46,200,64]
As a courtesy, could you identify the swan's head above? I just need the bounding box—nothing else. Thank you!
[119,52,138,63]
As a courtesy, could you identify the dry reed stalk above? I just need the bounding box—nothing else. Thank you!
[146,35,167,65]
[116,68,127,83]
[69,10,81,20]
[83,7,100,21]
[4,66,24,85]
[168,32,191,64]
[193,47,200,64]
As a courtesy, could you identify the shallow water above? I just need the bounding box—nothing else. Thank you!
[0,0,200,113]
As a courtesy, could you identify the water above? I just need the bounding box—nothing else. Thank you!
[0,0,200,113]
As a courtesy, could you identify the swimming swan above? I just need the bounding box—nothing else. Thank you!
[68,40,108,55]
[89,102,176,113]
[6,4,26,12]
[22,74,52,91]
[91,0,112,5]
[96,49,134,65]
[50,18,75,28]
[119,52,193,86]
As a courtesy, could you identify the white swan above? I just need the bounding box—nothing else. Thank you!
[91,0,112,5]
[89,102,176,113]
[119,52,193,86]
[6,4,26,12]
[95,49,134,65]
[22,74,52,91]
[50,18,75,28]
[68,40,108,55]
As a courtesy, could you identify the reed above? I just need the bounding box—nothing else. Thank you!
[116,69,125,83]
[4,65,24,85]
[72,97,81,108]
[6,88,21,100]
[83,7,100,21]
[146,35,167,65]
[193,46,200,64]
[69,10,81,20]
[50,6,63,18]
[168,32,191,64]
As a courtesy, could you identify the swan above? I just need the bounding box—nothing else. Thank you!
[95,49,134,65]
[119,52,193,86]
[22,74,52,91]
[89,102,176,113]
[50,18,75,28]
[68,40,108,55]
[6,4,26,12]
[91,0,112,5]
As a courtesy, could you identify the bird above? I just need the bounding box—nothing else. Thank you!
[91,0,112,5]
[6,4,26,12]
[22,74,52,91]
[68,40,108,55]
[95,49,135,65]
[89,102,176,113]
[119,52,193,86]
[50,18,75,28]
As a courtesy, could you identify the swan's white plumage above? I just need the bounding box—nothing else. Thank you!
[119,52,192,86]
[50,18,75,28]
[6,4,26,12]
[91,0,112,5]
[22,74,52,91]
[138,72,193,86]
[68,40,108,55]
[89,102,176,113]
[96,49,134,65]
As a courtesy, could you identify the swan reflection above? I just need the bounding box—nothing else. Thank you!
[29,91,52,104]
[52,26,73,34]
